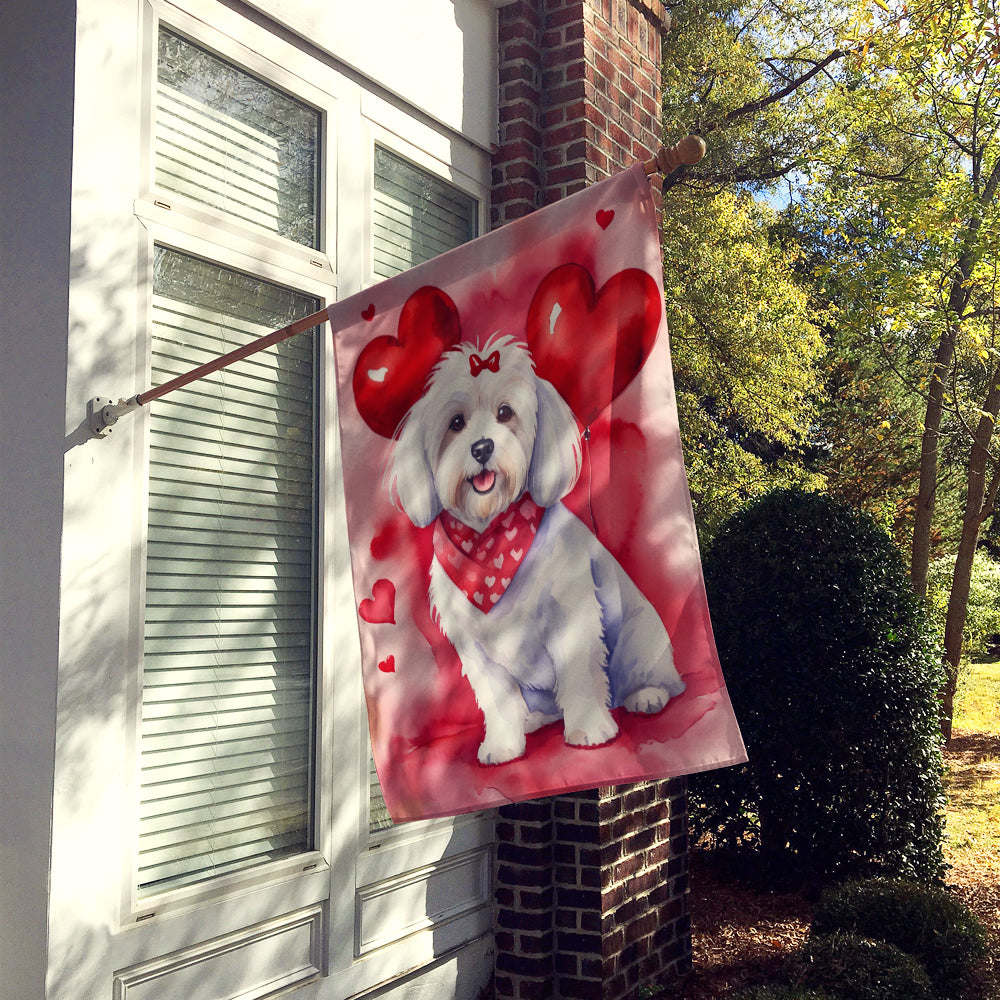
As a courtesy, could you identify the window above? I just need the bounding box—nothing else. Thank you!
[118,6,494,993]
[372,145,477,279]
[136,26,323,898]
[139,248,319,895]
[155,28,320,247]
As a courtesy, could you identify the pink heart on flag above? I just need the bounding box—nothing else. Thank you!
[596,209,615,229]
[353,286,462,438]
[526,264,661,427]
[359,578,396,624]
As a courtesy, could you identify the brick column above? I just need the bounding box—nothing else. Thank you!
[495,801,556,999]
[491,3,692,998]
[493,0,669,222]
[493,1,544,227]
[551,783,690,998]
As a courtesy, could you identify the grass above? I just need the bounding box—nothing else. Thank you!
[955,658,1000,734]
[945,659,1000,867]
[943,657,1000,1000]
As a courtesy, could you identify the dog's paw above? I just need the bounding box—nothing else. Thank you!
[478,733,526,766]
[564,709,618,748]
[623,685,671,715]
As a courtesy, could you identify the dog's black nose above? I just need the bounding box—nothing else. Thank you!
[471,438,494,465]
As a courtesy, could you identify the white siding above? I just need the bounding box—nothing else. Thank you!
[9,0,501,997]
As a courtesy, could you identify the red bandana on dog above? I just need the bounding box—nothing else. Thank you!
[433,493,544,612]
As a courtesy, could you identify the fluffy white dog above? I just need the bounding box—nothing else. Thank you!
[388,335,685,765]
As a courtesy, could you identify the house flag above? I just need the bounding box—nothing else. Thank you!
[329,164,746,822]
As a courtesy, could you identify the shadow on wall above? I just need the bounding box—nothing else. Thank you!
[427,824,496,1000]
[453,0,499,164]
[44,207,153,997]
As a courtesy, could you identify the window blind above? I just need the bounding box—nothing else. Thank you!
[372,146,477,280]
[368,148,478,832]
[138,248,318,895]
[156,28,320,248]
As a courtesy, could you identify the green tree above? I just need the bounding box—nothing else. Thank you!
[660,2,998,739]
[663,189,825,539]
[660,1,844,538]
[662,0,853,195]
[927,548,1000,658]
[801,0,1000,735]
[783,206,969,549]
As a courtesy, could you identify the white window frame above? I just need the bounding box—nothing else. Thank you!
[111,0,495,992]
[122,223,337,925]
[124,0,339,928]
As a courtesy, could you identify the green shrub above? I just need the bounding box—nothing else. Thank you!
[691,489,946,882]
[792,933,934,1000]
[927,550,1000,659]
[811,878,988,999]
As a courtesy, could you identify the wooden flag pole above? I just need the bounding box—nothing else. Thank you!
[88,136,706,437]
[136,308,329,407]
[642,134,706,177]
[86,308,330,437]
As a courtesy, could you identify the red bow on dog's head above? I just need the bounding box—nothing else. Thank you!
[469,350,500,377]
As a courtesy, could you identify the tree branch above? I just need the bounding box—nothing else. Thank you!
[705,49,847,133]
[852,164,920,183]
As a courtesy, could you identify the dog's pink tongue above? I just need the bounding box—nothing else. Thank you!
[473,470,495,492]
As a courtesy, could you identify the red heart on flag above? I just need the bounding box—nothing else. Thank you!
[361,303,375,321]
[526,264,661,426]
[378,655,396,673]
[359,578,396,624]
[353,286,463,438]
[596,209,615,229]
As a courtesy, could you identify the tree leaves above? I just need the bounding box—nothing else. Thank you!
[662,0,999,737]
[663,187,826,539]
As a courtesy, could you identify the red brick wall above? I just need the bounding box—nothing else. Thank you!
[492,0,668,225]
[490,8,690,997]
[495,800,556,997]
[494,782,691,1000]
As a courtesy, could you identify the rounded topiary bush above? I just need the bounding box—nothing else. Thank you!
[812,878,988,998]
[793,933,934,1000]
[691,489,946,882]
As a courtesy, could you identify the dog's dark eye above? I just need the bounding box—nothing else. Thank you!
[497,404,514,424]
[449,413,466,433]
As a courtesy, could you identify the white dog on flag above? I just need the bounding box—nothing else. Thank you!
[388,335,685,765]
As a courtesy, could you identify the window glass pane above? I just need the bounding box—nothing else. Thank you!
[156,28,320,248]
[373,146,477,279]
[138,246,318,895]
[369,149,478,832]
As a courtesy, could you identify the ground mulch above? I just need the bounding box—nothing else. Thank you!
[943,728,1000,1000]
[657,733,1000,999]
[656,850,814,999]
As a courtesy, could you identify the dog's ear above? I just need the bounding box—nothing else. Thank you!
[528,376,583,506]
[386,404,442,527]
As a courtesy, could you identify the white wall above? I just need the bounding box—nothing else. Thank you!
[244,0,498,151]
[0,0,76,995]
[1,1,500,998]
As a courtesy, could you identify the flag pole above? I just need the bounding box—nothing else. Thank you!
[87,308,330,437]
[642,134,706,177]
[88,136,705,438]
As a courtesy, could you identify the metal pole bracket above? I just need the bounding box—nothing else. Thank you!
[88,396,140,438]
